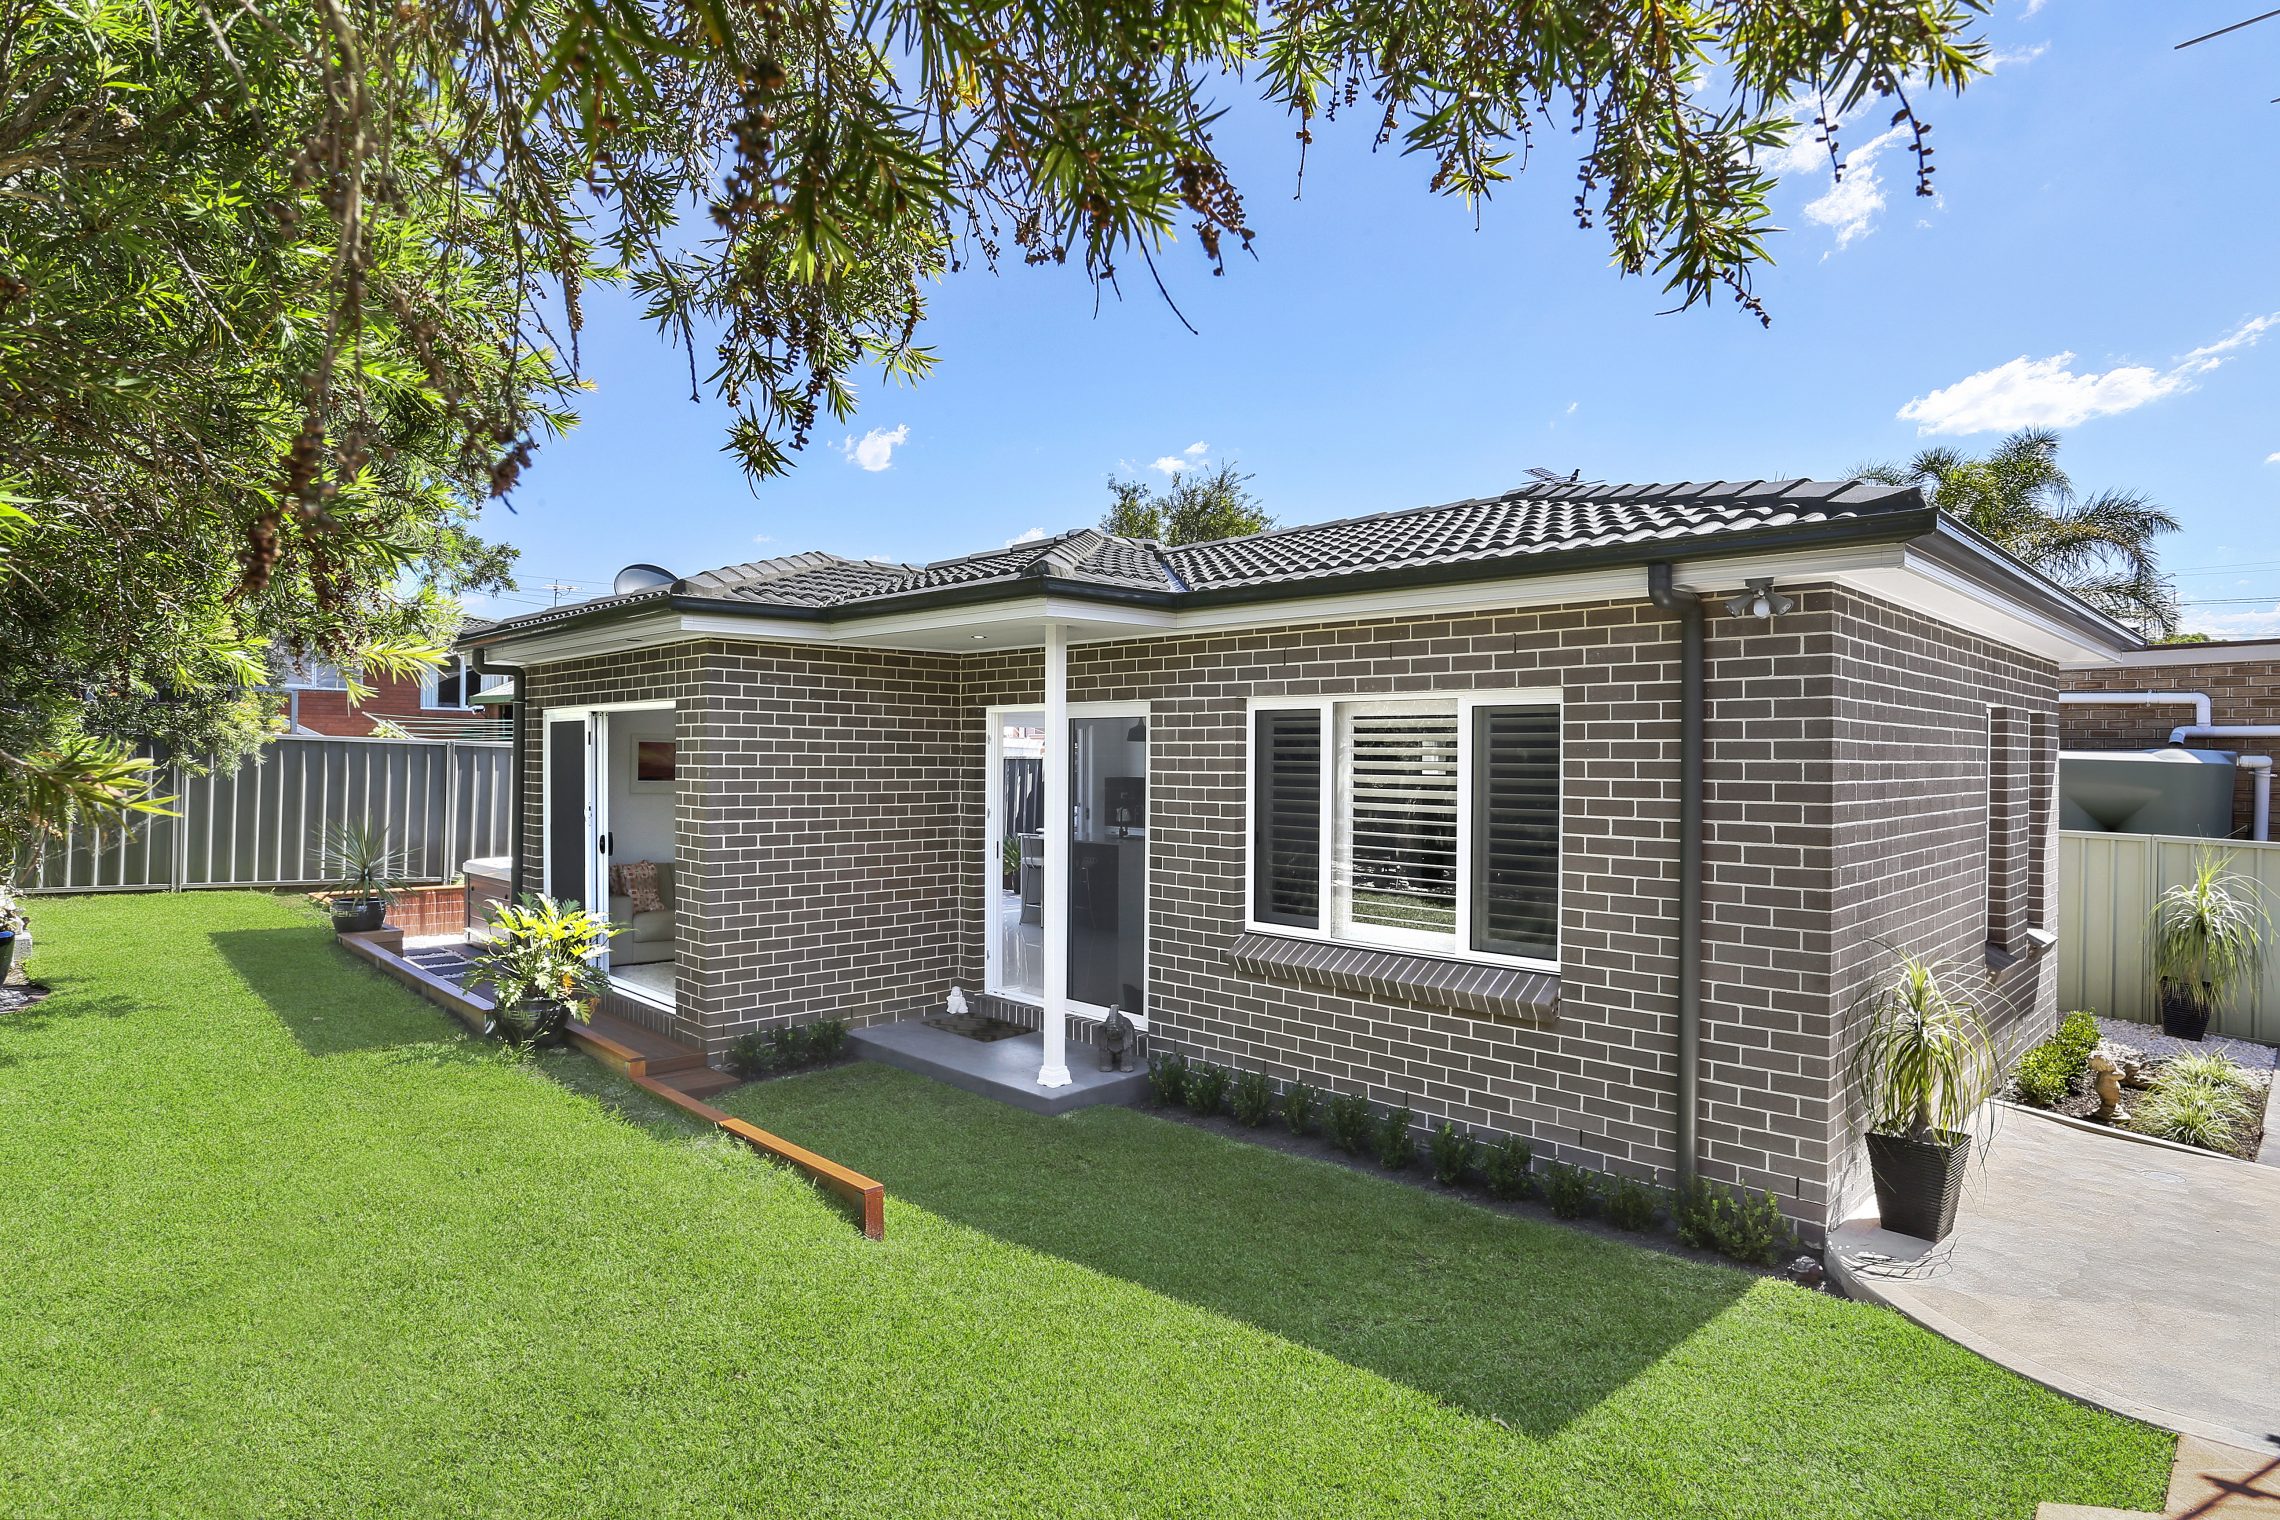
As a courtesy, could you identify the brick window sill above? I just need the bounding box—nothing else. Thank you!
[1225,931,1559,1023]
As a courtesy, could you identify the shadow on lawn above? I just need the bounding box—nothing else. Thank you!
[737,1064,1753,1440]
[211,925,497,1061]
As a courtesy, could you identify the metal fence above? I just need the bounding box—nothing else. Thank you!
[26,735,513,894]
[2057,829,2280,1044]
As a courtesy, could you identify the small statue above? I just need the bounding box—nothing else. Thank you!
[945,985,969,1018]
[1099,1004,1135,1072]
[2089,1050,2128,1124]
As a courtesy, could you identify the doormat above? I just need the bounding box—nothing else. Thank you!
[923,1013,1031,1043]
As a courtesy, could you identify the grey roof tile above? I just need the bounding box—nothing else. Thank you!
[481,478,1924,636]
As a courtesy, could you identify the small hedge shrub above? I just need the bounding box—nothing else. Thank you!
[1600,1175,1663,1232]
[1146,1051,1189,1106]
[1282,1081,1321,1136]
[1428,1122,1478,1187]
[2013,1010,2102,1108]
[1324,1092,1375,1156]
[1375,1106,1417,1171]
[725,1019,848,1080]
[1480,1135,1534,1200]
[1229,1069,1275,1128]
[1542,1163,1594,1219]
[1675,1180,1792,1267]
[1183,1062,1231,1116]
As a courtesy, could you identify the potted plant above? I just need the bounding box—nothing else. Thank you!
[2150,848,2267,1042]
[1000,835,1021,893]
[0,882,26,984]
[1849,952,1996,1243]
[320,819,403,933]
[468,893,618,1046]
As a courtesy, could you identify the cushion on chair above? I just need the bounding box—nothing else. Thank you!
[610,860,666,916]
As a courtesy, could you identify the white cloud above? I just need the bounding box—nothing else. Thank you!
[1565,401,1579,416]
[842,424,909,472]
[2183,603,2280,640]
[752,533,774,544]
[2183,313,2280,362]
[1152,441,1211,475]
[1800,124,1911,248]
[1007,527,1045,546]
[2024,0,2051,15]
[1897,312,2280,435]
[2266,452,2280,465]
[1988,42,2049,68]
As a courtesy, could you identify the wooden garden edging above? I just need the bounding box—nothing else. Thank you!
[336,929,886,1239]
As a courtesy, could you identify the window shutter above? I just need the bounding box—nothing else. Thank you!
[1345,709,1459,937]
[1471,705,1559,960]
[1253,710,1322,928]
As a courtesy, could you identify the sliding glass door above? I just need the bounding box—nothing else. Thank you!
[986,706,1149,1018]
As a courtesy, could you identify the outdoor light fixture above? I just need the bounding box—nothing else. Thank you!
[1722,578,1795,621]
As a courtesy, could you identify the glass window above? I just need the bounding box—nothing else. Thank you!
[1251,694,1560,966]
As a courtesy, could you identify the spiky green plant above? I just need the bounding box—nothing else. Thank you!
[1850,953,1997,1140]
[319,818,406,902]
[2156,1051,2256,1094]
[2150,849,2268,1024]
[2129,1067,2255,1153]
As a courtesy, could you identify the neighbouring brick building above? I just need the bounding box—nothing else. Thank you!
[2060,641,2280,835]
[467,479,2140,1238]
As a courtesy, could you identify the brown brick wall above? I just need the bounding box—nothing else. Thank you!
[2060,656,2280,833]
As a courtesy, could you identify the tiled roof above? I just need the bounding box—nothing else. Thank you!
[481,478,1927,636]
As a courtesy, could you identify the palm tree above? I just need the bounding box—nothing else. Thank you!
[1857,428,2181,637]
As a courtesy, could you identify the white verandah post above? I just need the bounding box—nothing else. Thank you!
[1038,620,1073,1089]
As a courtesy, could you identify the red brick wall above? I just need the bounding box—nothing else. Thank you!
[287,672,482,736]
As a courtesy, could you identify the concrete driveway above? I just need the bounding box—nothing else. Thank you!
[1829,1105,2280,1454]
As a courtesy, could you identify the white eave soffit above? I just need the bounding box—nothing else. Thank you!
[477,539,2123,667]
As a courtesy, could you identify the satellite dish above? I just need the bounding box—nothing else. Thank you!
[612,563,677,596]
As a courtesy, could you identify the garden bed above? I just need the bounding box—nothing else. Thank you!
[2006,1014,2274,1162]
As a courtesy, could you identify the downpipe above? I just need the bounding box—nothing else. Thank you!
[469,646,528,899]
[1646,564,1704,1191]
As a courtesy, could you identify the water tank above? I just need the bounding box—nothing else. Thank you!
[2059,748,2237,837]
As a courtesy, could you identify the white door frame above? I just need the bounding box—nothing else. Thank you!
[539,700,677,1009]
[982,700,1151,1030]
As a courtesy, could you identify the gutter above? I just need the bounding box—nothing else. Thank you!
[468,645,527,900]
[1645,563,1703,1192]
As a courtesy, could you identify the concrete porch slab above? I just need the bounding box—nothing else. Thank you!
[849,1019,1149,1116]
[1829,1105,2280,1455]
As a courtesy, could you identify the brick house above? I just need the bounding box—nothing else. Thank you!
[2060,640,2280,837]
[464,479,2140,1237]
[275,622,511,740]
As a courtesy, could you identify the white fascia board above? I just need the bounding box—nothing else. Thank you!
[479,538,2117,666]
[2063,639,2280,672]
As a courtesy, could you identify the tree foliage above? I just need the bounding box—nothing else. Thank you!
[1101,462,1272,544]
[1859,428,2181,638]
[0,0,552,854]
[0,0,1998,849]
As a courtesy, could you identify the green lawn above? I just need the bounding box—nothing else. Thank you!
[0,892,2169,1518]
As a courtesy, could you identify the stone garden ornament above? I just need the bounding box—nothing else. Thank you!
[1099,1004,1135,1072]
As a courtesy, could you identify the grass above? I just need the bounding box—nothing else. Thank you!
[0,893,2171,1518]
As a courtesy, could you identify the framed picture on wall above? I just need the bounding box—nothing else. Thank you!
[631,739,678,792]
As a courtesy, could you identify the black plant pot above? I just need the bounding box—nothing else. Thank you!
[2159,982,2213,1042]
[483,997,570,1049]
[1866,1129,1972,1243]
[330,896,387,934]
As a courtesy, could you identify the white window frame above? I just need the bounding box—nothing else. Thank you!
[279,658,348,691]
[1243,688,1562,974]
[422,655,494,710]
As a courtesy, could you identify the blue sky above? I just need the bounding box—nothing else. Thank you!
[472,4,2280,637]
